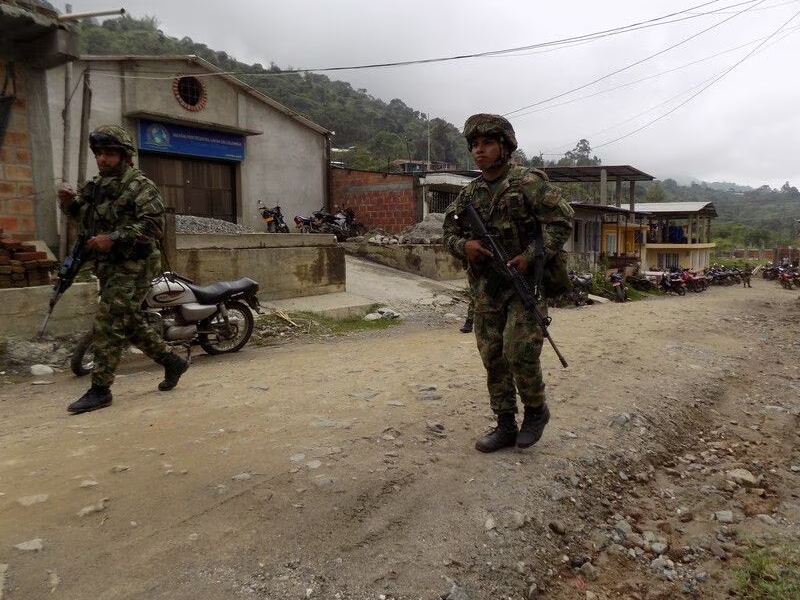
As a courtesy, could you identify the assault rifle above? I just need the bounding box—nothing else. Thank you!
[455,203,568,368]
[37,232,90,338]
[38,184,99,338]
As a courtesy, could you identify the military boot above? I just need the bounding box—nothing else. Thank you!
[157,353,189,391]
[68,385,113,414]
[459,318,473,334]
[475,412,518,453]
[517,403,550,448]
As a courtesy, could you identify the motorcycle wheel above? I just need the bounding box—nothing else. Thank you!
[199,299,254,355]
[70,330,95,376]
[277,224,290,233]
[614,285,626,302]
[676,285,686,296]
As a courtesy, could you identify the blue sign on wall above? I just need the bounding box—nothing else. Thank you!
[138,119,245,161]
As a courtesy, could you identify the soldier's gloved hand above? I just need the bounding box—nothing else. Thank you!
[507,254,529,275]
[87,233,115,253]
[464,239,492,264]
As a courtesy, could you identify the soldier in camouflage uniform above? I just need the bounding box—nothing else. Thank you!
[443,114,574,452]
[58,125,189,414]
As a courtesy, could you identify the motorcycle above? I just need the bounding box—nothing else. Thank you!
[332,207,367,240]
[679,268,708,292]
[778,267,796,290]
[293,213,328,235]
[294,207,365,241]
[567,270,592,306]
[258,202,290,233]
[71,271,263,376]
[659,270,687,296]
[609,271,629,302]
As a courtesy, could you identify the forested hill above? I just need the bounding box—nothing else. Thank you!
[78,15,800,249]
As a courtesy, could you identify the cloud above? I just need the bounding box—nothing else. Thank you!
[71,0,800,188]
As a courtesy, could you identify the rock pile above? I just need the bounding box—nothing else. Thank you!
[366,213,445,246]
[175,215,258,235]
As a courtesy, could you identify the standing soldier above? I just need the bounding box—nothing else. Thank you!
[741,262,752,288]
[443,114,573,452]
[58,125,189,414]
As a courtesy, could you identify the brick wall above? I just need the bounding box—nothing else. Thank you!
[330,168,420,235]
[0,63,34,239]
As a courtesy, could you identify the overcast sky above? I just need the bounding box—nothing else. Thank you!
[67,0,800,189]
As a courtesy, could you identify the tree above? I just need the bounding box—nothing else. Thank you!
[645,183,666,203]
[562,139,601,166]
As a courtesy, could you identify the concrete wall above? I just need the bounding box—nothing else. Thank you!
[0,234,344,339]
[0,279,97,337]
[174,233,345,299]
[342,239,464,281]
[330,168,420,234]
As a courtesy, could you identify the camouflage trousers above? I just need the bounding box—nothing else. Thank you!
[91,255,169,388]
[473,284,546,415]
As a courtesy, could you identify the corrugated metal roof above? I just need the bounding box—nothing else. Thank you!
[634,202,717,217]
[542,165,655,183]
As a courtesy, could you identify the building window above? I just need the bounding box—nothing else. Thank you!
[605,233,617,255]
[173,76,207,112]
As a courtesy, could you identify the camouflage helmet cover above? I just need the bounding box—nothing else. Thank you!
[462,113,518,152]
[89,124,136,156]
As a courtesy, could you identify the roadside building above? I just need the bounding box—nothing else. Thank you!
[44,54,332,249]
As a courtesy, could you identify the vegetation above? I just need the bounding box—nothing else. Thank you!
[251,308,399,346]
[734,542,800,599]
[78,15,799,250]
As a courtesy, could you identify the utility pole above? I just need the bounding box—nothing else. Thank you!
[58,4,73,260]
[426,115,431,171]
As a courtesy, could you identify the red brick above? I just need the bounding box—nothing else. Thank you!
[5,165,32,181]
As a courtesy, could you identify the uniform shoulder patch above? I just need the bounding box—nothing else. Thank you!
[529,168,550,181]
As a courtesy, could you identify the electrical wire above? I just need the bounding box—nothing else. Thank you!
[590,7,800,150]
[86,0,760,81]
[503,0,770,117]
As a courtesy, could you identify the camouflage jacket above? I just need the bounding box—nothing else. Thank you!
[61,166,165,262]
[443,165,574,268]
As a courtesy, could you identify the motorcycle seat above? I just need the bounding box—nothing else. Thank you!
[185,277,259,304]
[573,274,592,285]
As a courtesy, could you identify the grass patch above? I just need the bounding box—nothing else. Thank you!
[251,305,400,346]
[734,542,800,599]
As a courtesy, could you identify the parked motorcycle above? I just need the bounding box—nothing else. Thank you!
[659,271,687,296]
[293,213,321,234]
[71,271,262,376]
[778,267,796,290]
[609,271,629,302]
[294,207,365,241]
[679,268,708,292]
[567,270,592,306]
[258,202,290,233]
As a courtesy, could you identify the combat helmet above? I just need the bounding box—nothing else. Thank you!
[462,114,518,152]
[89,124,136,157]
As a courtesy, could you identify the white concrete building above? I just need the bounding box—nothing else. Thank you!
[46,55,332,237]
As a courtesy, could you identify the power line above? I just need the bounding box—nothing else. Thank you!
[503,0,770,117]
[540,23,798,154]
[87,0,755,82]
[591,6,800,150]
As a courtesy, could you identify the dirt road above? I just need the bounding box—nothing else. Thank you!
[1,277,799,600]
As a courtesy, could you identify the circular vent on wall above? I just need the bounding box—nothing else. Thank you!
[173,76,207,111]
